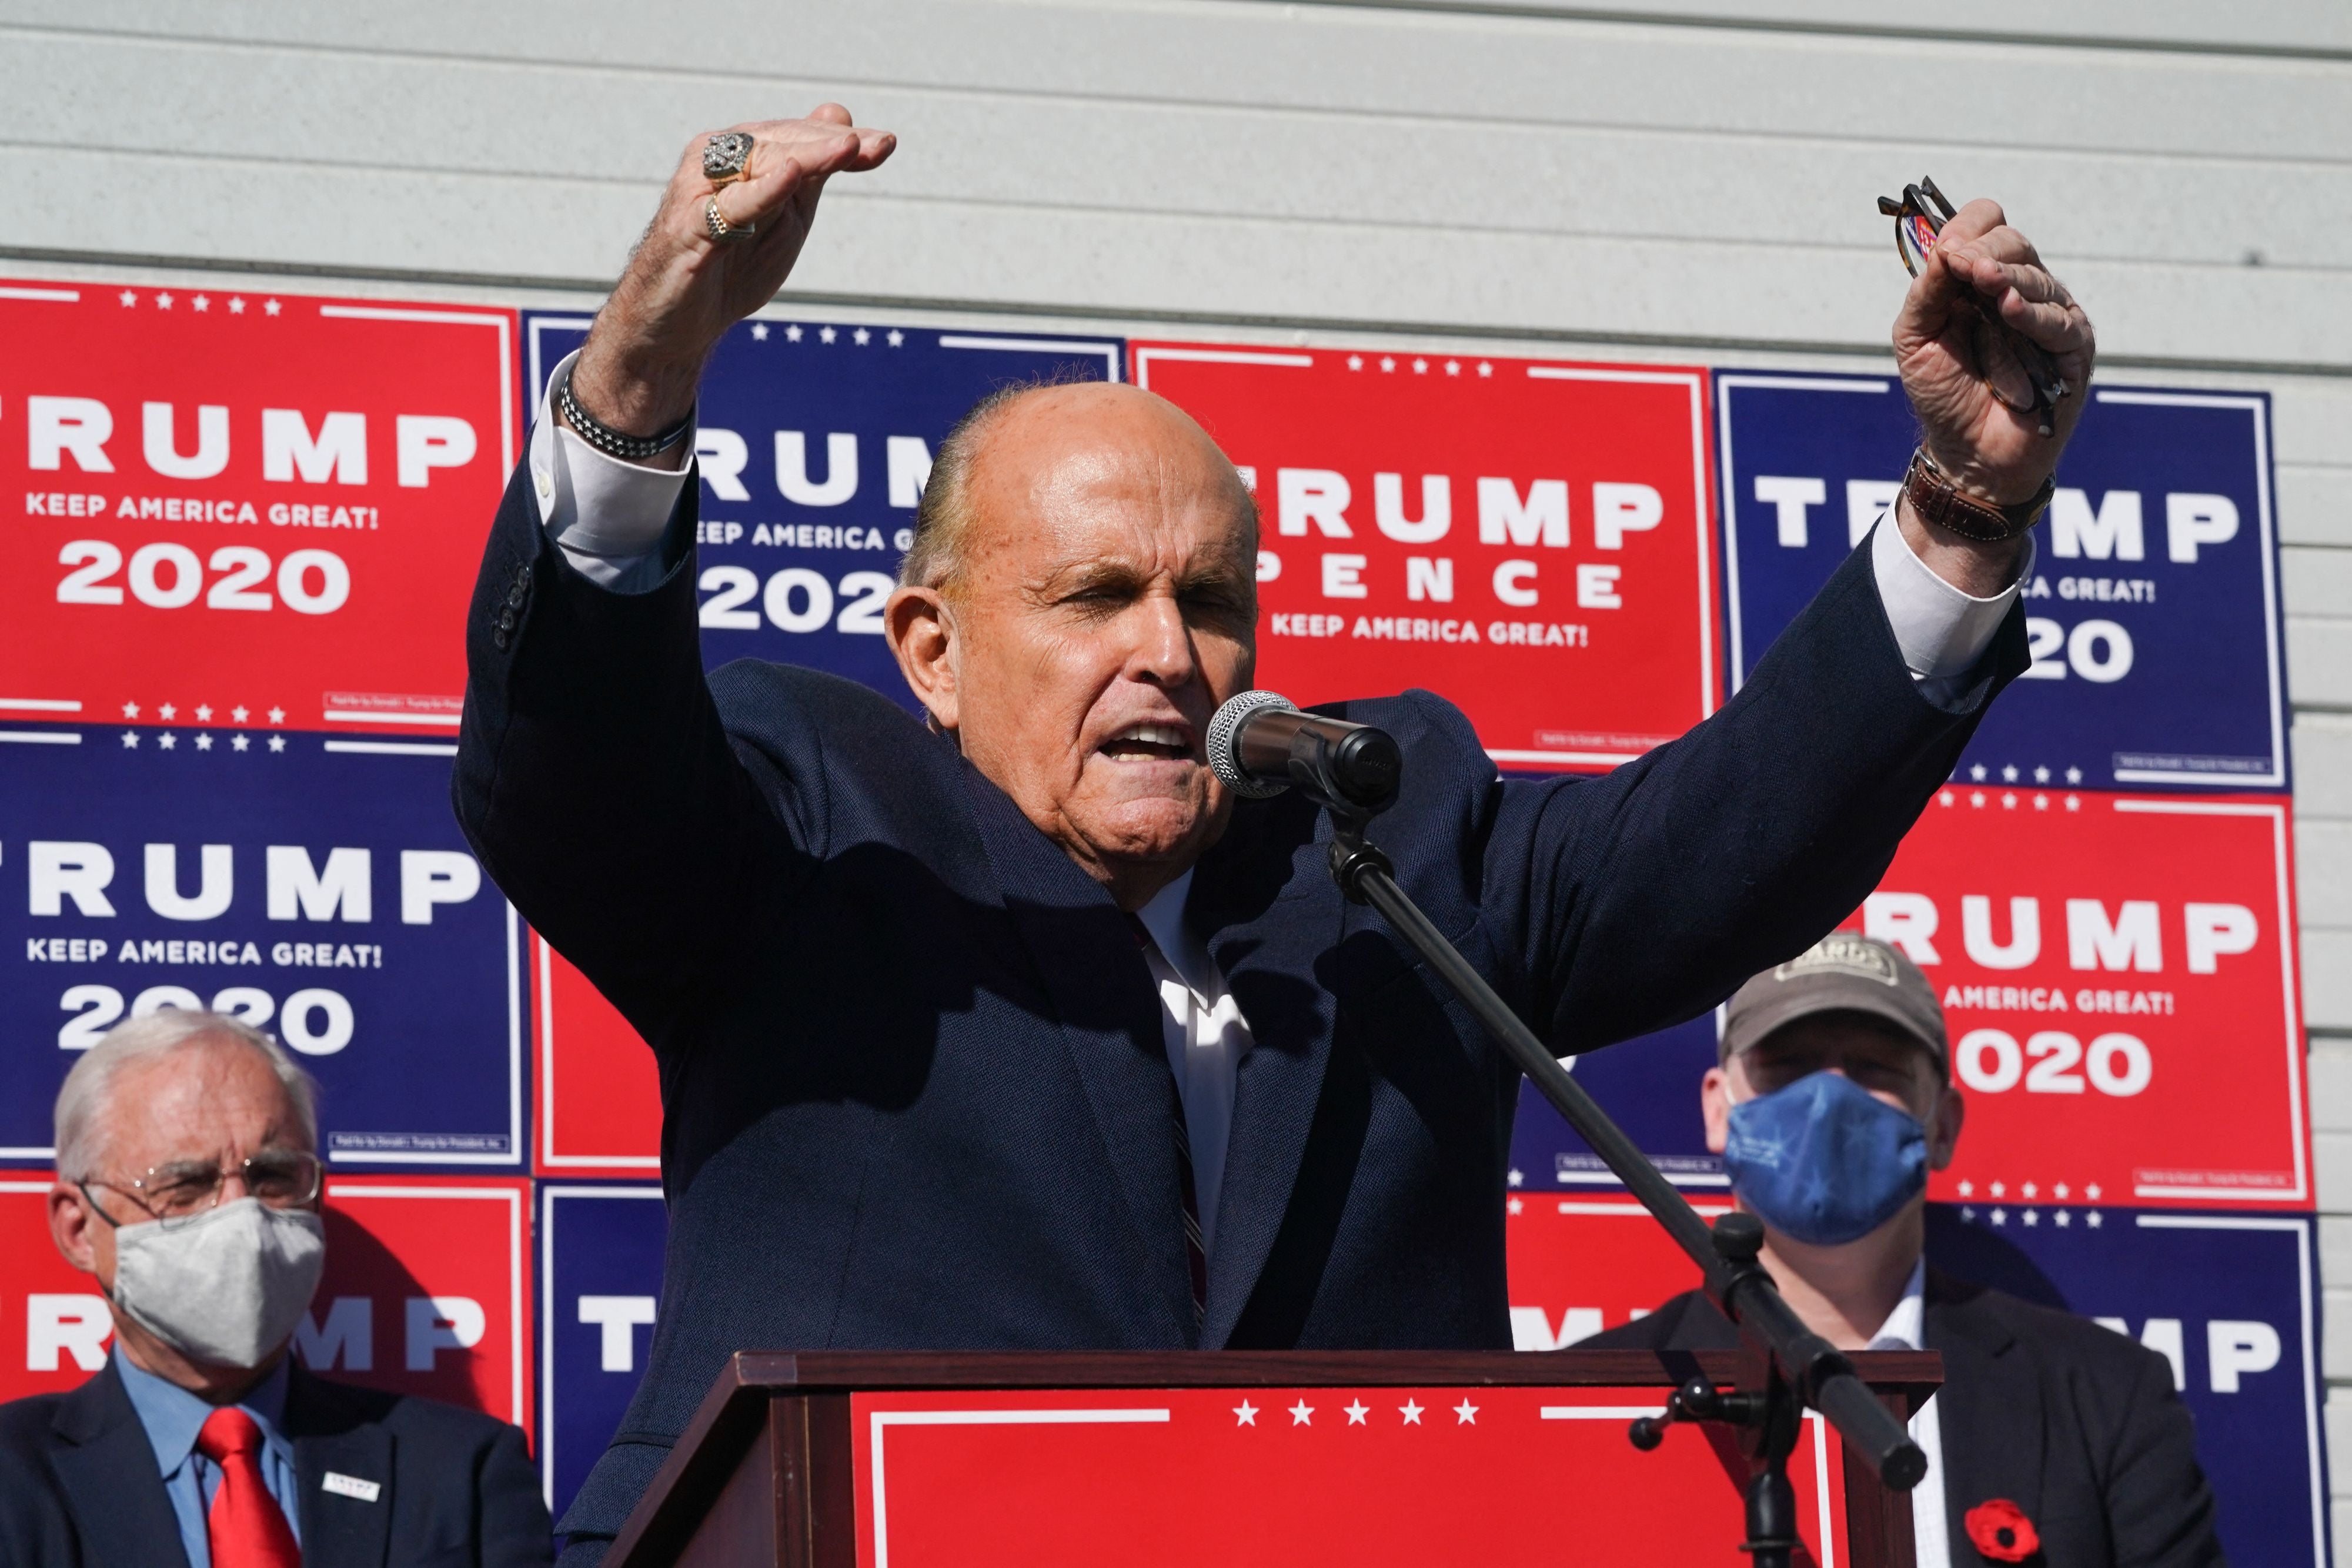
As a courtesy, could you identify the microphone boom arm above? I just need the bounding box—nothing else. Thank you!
[1321,813,1924,1568]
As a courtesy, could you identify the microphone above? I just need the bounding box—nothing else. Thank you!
[1207,690,1402,815]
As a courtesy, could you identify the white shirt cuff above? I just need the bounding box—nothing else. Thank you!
[1868,505,2034,683]
[528,349,693,591]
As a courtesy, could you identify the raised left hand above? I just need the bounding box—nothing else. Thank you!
[1892,198,2096,509]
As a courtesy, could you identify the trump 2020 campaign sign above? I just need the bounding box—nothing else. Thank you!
[0,726,520,1167]
[1504,1192,1724,1350]
[524,313,1121,706]
[0,280,516,740]
[1509,1016,1725,1195]
[0,1175,531,1434]
[540,1183,666,1518]
[1718,373,2286,790]
[1867,791,2306,1210]
[1929,1206,2326,1567]
[1133,344,1718,770]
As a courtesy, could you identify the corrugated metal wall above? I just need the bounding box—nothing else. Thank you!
[4,0,2345,1540]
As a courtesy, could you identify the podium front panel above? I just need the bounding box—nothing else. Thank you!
[848,1385,1849,1567]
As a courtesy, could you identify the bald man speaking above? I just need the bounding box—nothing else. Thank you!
[455,108,2094,1558]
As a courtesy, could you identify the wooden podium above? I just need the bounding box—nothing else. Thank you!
[606,1350,1939,1568]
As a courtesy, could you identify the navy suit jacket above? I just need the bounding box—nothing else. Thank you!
[453,463,2026,1550]
[0,1358,552,1567]
[1584,1271,2226,1566]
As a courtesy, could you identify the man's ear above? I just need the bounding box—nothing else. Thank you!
[1700,1065,1733,1156]
[48,1183,101,1275]
[884,584,958,732]
[1926,1082,1965,1171]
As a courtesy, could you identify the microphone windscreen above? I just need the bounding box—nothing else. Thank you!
[1207,690,1298,798]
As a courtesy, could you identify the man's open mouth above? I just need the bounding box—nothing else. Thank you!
[1100,721,1194,763]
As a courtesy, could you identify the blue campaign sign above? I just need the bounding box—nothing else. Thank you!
[0,723,518,1165]
[539,1182,666,1523]
[1716,373,2286,790]
[1928,1206,2327,1567]
[524,314,1123,707]
[1509,1014,1723,1193]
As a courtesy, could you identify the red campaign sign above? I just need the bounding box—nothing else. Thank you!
[0,279,516,737]
[1131,344,1718,770]
[534,933,663,1175]
[1854,792,2307,1210]
[0,1175,531,1436]
[851,1384,1847,1567]
[1506,1193,1723,1350]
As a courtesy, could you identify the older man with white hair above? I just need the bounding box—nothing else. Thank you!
[0,1011,552,1567]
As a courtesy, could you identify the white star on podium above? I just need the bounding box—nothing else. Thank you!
[118,290,137,307]
[228,297,246,313]
[264,299,282,315]
[1233,1400,1258,1426]
[1345,1401,1368,1425]
[1445,360,1460,376]
[1347,355,1364,371]
[1476,362,1492,377]
[193,295,210,312]
[1289,1400,1314,1426]
[1452,1400,1478,1425]
[1399,1400,1424,1425]
[1412,358,1428,374]
[156,292,174,309]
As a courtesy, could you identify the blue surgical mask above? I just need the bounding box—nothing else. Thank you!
[1723,1070,1927,1246]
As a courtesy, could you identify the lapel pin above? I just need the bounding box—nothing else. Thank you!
[322,1471,382,1503]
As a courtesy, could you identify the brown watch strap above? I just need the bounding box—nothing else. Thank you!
[1900,449,2053,543]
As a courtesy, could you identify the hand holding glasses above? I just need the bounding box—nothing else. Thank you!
[1878,176,2070,437]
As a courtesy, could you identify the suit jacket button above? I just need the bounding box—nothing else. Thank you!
[493,628,510,651]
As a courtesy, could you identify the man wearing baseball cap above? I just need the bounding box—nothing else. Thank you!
[1585,934,2225,1567]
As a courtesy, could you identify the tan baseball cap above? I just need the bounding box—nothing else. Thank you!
[1720,933,1948,1077]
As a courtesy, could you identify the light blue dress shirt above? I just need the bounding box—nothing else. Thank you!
[113,1351,302,1568]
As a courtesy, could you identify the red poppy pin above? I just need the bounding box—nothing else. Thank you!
[1963,1497,2041,1563]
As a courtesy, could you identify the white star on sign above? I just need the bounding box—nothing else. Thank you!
[1345,1401,1369,1425]
[819,326,837,343]
[1957,1180,1973,1196]
[786,324,803,342]
[1379,356,1396,372]
[1289,1400,1314,1426]
[1939,789,1955,807]
[853,327,871,345]
[119,290,138,307]
[2065,767,2082,784]
[1960,1205,1975,1221]
[268,707,285,724]
[232,706,249,723]
[1507,1168,1523,1187]
[1233,1400,1258,1426]
[1412,358,1428,373]
[1969,764,1987,781]
[268,735,286,753]
[1445,360,1460,376]
[887,329,905,347]
[2033,766,2050,783]
[1506,1197,1523,1215]
[159,703,176,720]
[751,322,769,340]
[121,701,139,718]
[195,705,212,722]
[1990,1208,2007,1225]
[121,731,138,748]
[2034,794,2049,810]
[158,733,176,750]
[195,734,213,751]
[1399,1400,1424,1425]
[264,299,281,315]
[2086,1183,2101,1199]
[2023,1208,2039,1226]
[2001,764,2019,782]
[156,292,174,309]
[2023,1182,2037,1197]
[2055,1183,2070,1198]
[228,297,246,313]
[192,295,210,312]
[1476,362,1493,376]
[1990,1181,2004,1196]
[1969,791,1986,807]
[2055,1210,2071,1226]
[1453,1400,1478,1425]
[1347,355,1364,370]
[232,735,249,752]
[2064,795,2080,812]
[2086,1210,2102,1228]
[2001,791,2017,809]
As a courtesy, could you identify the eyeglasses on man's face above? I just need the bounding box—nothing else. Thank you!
[81,1149,323,1230]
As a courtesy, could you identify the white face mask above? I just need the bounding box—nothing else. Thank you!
[109,1198,326,1369]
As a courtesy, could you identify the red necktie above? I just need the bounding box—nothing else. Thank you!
[193,1407,300,1568]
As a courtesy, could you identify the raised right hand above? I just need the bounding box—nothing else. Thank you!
[571,105,896,440]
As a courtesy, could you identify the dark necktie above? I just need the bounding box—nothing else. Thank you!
[1130,914,1210,1325]
[194,1407,300,1568]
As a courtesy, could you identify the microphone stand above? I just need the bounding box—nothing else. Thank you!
[1321,814,1925,1568]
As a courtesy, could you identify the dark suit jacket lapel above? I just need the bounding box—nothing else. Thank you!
[961,765,1199,1343]
[286,1364,393,1568]
[1192,796,1342,1347]
[1926,1271,2045,1559]
[49,1360,194,1568]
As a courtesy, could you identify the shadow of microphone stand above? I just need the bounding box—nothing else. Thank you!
[1227,697,1927,1568]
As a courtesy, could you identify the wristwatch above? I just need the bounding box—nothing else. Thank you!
[1900,448,2053,543]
